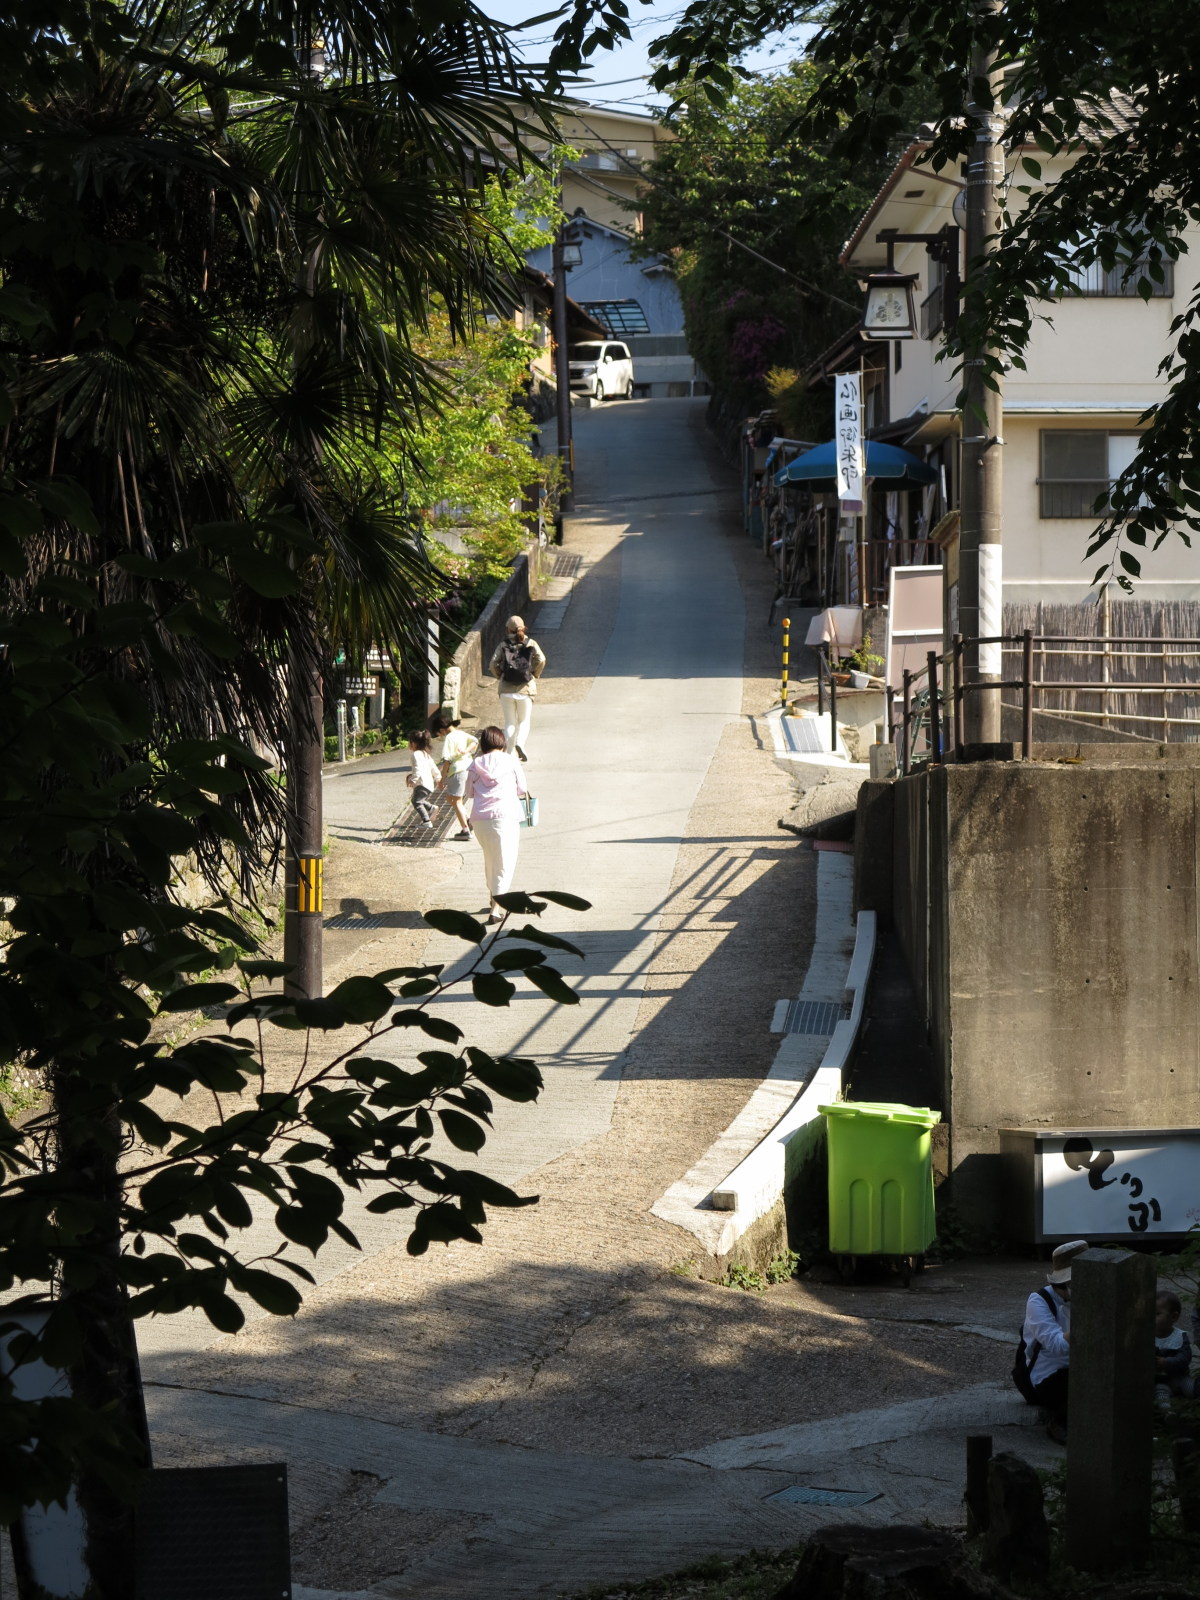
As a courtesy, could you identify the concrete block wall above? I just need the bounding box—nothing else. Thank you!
[856,751,1200,1227]
[450,546,552,724]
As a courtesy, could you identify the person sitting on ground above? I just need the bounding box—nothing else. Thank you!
[429,711,478,841]
[1154,1290,1193,1410]
[405,730,439,827]
[1021,1238,1089,1445]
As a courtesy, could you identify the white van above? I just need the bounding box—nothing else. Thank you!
[568,340,635,401]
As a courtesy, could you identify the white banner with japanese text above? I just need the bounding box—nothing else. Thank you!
[834,373,863,512]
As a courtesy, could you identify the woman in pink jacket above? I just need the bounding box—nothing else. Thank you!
[464,725,528,923]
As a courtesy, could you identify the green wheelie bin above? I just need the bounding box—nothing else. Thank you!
[819,1100,941,1277]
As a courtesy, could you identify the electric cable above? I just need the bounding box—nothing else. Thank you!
[568,113,861,308]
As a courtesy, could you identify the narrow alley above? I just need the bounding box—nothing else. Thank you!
[144,401,1054,1600]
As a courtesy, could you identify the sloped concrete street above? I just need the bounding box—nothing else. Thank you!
[142,401,1058,1599]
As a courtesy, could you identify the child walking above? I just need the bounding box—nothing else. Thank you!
[429,711,478,841]
[405,730,439,827]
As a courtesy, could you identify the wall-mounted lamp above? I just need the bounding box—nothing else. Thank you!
[862,226,961,342]
[561,242,583,269]
[862,269,918,339]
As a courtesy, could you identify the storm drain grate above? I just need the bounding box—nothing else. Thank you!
[766,1485,882,1509]
[783,999,846,1036]
[324,912,422,930]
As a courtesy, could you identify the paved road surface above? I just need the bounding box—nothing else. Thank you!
[140,401,1057,1600]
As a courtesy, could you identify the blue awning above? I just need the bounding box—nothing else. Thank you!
[774,439,938,492]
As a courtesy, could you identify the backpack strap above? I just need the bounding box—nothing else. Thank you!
[1026,1286,1059,1373]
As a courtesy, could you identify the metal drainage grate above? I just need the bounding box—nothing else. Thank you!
[783,999,846,1036]
[383,795,459,847]
[552,550,583,578]
[766,1485,882,1509]
[324,912,422,931]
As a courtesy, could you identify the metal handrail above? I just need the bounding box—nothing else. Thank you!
[815,644,839,755]
[896,631,1200,774]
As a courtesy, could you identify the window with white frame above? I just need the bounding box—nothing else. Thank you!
[1063,259,1173,297]
[1039,431,1142,518]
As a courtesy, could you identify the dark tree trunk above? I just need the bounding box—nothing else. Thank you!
[284,633,324,1000]
[32,1082,153,1600]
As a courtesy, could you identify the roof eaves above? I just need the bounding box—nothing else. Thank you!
[839,144,924,269]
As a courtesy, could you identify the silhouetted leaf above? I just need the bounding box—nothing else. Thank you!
[530,889,592,910]
[327,975,393,1024]
[438,1109,486,1152]
[158,982,241,1013]
[524,966,579,1005]
[472,971,515,1006]
[423,909,485,944]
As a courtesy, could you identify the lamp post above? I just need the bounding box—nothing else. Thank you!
[551,219,577,523]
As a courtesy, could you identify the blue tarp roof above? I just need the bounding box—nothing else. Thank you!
[774,439,938,491]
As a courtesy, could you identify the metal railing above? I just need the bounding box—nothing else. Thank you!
[895,631,1200,774]
[815,644,840,755]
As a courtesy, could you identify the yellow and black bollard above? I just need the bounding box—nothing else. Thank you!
[296,854,324,916]
[781,616,790,711]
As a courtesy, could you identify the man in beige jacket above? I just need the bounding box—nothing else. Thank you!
[488,614,546,760]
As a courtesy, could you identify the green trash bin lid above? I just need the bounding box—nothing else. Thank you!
[818,1100,941,1128]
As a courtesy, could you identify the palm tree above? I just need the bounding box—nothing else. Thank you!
[0,3,556,1587]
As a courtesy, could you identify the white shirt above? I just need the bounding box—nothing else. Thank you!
[1024,1285,1070,1386]
[409,749,439,791]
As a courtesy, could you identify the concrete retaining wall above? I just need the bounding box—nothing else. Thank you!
[450,546,552,723]
[857,750,1200,1227]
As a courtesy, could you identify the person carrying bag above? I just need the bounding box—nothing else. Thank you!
[488,615,546,761]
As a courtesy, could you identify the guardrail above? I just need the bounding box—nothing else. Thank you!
[895,631,1200,773]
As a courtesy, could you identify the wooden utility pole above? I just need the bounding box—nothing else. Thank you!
[284,632,324,999]
[552,218,574,520]
[959,0,1005,745]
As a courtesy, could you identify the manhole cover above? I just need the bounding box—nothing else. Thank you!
[766,1485,882,1508]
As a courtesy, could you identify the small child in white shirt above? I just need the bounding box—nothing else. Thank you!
[1155,1290,1193,1410]
[406,730,439,826]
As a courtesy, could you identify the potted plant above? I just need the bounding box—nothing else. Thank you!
[846,632,885,689]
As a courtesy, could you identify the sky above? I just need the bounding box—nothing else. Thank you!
[482,0,817,113]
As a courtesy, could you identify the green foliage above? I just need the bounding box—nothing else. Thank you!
[0,549,592,1513]
[720,1251,799,1291]
[408,312,563,568]
[0,0,626,1537]
[650,0,1200,588]
[638,63,909,428]
[765,1248,801,1284]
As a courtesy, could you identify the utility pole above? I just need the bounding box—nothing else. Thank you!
[959,0,1005,746]
[552,218,574,521]
[284,631,324,999]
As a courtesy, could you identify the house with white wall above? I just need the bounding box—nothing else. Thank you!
[838,139,1200,620]
[502,100,703,398]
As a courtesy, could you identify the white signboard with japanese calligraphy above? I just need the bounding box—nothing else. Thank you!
[834,373,863,512]
[1037,1131,1200,1238]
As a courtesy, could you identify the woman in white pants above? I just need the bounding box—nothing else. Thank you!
[488,615,545,759]
[464,725,528,923]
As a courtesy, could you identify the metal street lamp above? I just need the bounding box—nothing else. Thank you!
[861,227,961,343]
[561,241,583,269]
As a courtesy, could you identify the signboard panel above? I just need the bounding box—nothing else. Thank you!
[1001,1126,1200,1242]
[885,565,943,689]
